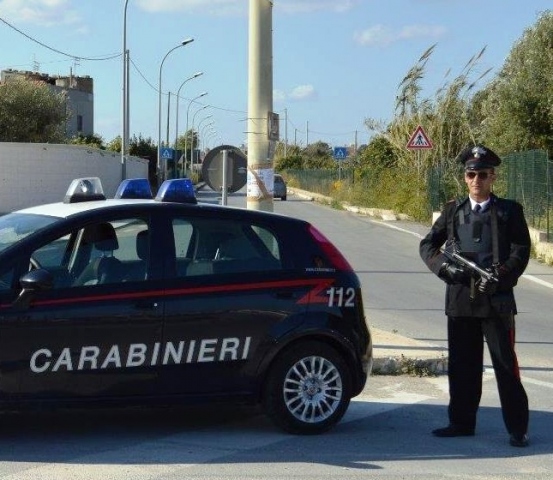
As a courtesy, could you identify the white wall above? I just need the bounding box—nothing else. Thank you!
[0,143,149,213]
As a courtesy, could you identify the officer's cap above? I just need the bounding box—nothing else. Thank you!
[457,145,501,170]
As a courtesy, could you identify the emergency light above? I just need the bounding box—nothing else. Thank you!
[63,177,106,203]
[155,178,197,204]
[114,178,153,199]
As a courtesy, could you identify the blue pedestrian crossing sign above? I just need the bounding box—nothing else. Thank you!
[333,146,348,160]
[161,147,175,160]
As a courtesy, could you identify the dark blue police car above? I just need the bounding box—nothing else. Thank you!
[0,177,372,434]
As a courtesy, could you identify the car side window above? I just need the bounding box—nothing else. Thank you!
[30,218,150,288]
[171,218,282,277]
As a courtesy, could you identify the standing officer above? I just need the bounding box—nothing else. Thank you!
[419,145,531,447]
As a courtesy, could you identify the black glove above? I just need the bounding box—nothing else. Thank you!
[439,262,469,284]
[475,275,498,295]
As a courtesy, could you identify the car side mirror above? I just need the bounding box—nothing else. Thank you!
[13,269,54,309]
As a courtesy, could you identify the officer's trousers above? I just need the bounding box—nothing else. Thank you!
[447,314,529,435]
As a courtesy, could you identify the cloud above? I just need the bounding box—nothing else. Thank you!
[0,0,82,26]
[274,84,317,102]
[135,0,244,15]
[277,0,358,14]
[273,89,287,103]
[134,0,357,15]
[354,24,447,47]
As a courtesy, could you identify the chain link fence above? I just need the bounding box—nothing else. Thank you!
[503,150,551,241]
[428,149,552,242]
[285,150,552,242]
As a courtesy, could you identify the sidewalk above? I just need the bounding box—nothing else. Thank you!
[371,327,448,376]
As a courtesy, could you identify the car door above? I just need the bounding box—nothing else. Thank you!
[0,213,165,402]
[158,212,310,396]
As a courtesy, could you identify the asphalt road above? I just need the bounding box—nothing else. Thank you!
[0,188,551,479]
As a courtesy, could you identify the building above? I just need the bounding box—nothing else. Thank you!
[0,69,94,138]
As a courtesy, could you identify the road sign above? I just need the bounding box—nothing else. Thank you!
[333,146,348,160]
[161,147,175,160]
[406,126,433,149]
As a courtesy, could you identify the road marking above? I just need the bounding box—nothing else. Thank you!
[370,219,553,289]
[522,274,553,289]
[523,376,553,389]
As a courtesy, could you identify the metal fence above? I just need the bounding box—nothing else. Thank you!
[286,150,552,241]
[428,149,552,242]
[503,149,552,241]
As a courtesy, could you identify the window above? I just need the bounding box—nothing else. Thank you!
[172,217,282,277]
[30,218,150,288]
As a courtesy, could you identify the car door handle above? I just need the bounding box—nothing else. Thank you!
[135,300,159,309]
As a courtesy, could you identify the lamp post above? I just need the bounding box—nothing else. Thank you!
[121,0,130,181]
[197,115,213,137]
[200,123,215,151]
[157,38,194,187]
[205,129,218,150]
[196,117,213,160]
[175,72,203,149]
[190,104,210,171]
[184,91,208,175]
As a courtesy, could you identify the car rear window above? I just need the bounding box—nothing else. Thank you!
[172,218,282,277]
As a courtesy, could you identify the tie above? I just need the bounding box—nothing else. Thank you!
[473,204,481,213]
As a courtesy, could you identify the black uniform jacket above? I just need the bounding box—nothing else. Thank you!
[419,194,531,317]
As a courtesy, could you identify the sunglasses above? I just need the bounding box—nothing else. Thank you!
[465,171,492,180]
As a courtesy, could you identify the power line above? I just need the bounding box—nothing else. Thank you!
[0,16,120,61]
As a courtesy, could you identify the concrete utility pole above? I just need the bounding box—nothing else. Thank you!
[247,0,274,212]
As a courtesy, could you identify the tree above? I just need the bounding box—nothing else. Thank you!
[106,136,122,153]
[302,141,335,169]
[477,11,553,154]
[0,79,68,142]
[358,135,398,170]
[129,134,157,188]
[69,133,105,149]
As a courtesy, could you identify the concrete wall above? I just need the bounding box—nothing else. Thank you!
[0,143,148,213]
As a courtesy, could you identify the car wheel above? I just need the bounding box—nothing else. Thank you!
[281,195,287,201]
[263,340,351,434]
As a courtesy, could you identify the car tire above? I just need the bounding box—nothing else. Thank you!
[263,340,351,434]
[281,195,287,201]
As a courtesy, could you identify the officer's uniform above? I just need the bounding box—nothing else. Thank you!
[419,145,531,443]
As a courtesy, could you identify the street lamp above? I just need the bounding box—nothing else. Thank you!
[197,115,213,136]
[200,123,215,151]
[196,116,213,159]
[184,92,208,175]
[121,0,130,181]
[157,37,194,186]
[175,72,203,150]
[190,103,210,171]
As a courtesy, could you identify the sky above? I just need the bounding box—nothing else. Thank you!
[0,0,551,151]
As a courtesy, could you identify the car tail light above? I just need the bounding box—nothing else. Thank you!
[307,224,354,272]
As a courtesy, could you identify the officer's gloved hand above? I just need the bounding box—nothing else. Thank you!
[475,275,498,295]
[439,262,469,284]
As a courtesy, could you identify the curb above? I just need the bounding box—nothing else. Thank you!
[371,328,448,376]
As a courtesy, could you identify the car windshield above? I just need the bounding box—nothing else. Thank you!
[0,213,58,254]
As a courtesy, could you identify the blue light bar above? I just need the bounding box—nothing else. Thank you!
[114,178,153,199]
[155,178,197,204]
[64,177,106,203]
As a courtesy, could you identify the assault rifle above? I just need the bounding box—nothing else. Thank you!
[443,249,499,283]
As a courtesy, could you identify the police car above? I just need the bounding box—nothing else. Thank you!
[0,177,372,434]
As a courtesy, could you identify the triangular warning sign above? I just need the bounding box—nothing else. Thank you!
[406,125,433,149]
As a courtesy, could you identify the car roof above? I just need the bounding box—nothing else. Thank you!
[17,199,157,219]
